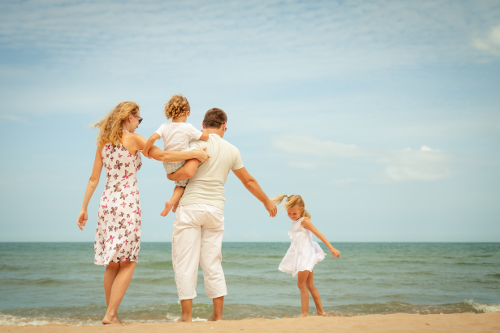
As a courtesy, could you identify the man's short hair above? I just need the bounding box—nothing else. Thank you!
[203,108,227,129]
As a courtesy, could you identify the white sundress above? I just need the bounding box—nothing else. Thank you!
[279,217,326,277]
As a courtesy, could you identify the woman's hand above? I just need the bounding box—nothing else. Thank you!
[77,210,88,230]
[330,247,341,258]
[194,147,210,163]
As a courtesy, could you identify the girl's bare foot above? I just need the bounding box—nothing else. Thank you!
[160,201,173,217]
[102,314,120,325]
[208,315,222,321]
[317,311,327,316]
[297,313,309,318]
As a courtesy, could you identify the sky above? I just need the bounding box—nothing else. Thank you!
[0,0,499,242]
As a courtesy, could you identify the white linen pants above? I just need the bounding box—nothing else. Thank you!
[172,204,227,300]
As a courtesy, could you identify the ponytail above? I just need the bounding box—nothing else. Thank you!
[271,194,311,219]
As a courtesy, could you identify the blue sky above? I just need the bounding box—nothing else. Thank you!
[0,0,499,242]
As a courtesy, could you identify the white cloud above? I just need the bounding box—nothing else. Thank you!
[273,135,453,182]
[473,24,500,56]
[0,114,27,122]
[273,135,369,158]
[380,147,452,182]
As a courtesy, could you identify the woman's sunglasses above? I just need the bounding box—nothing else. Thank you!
[133,114,143,124]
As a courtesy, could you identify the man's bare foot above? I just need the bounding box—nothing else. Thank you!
[317,311,327,317]
[160,201,173,217]
[208,315,222,321]
[297,313,309,318]
[102,314,120,325]
[172,201,179,213]
[176,316,192,323]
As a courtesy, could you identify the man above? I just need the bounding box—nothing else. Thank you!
[167,108,277,322]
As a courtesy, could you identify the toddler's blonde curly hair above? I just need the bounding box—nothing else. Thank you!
[164,94,190,119]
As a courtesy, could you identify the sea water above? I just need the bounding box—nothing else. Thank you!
[0,242,499,325]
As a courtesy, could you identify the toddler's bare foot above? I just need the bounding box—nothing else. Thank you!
[208,315,222,321]
[172,201,179,213]
[317,311,327,317]
[297,313,309,318]
[102,314,120,325]
[160,201,173,217]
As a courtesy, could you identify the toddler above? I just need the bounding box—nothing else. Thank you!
[143,94,208,216]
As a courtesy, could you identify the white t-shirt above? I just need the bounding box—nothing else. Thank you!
[155,122,203,152]
[179,134,244,210]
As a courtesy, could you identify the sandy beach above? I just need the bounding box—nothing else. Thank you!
[1,313,499,333]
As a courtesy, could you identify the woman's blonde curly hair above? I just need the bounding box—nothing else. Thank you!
[271,194,311,219]
[164,94,190,119]
[93,101,140,146]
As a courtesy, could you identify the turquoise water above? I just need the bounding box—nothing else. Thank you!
[0,242,499,325]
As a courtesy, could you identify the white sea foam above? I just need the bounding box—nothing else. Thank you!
[0,314,100,326]
[465,299,500,313]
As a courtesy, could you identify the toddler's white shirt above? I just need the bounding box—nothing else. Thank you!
[155,122,203,152]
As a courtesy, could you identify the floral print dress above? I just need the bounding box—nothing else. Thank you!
[94,144,142,266]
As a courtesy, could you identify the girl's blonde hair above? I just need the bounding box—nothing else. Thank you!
[93,101,140,146]
[272,194,311,219]
[164,94,190,119]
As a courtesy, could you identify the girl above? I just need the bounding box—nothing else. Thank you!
[77,101,209,325]
[273,194,340,318]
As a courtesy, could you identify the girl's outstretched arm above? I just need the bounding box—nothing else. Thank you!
[301,219,341,258]
[77,144,104,230]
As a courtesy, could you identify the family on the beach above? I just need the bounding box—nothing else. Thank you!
[76,95,341,325]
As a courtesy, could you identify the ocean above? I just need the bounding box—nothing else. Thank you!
[0,242,499,326]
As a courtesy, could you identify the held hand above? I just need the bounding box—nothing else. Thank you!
[195,147,210,163]
[77,210,88,231]
[330,247,340,258]
[139,149,151,159]
[264,199,277,217]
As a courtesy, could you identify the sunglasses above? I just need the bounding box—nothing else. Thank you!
[133,114,143,124]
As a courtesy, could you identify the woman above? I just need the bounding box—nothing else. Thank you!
[76,101,209,325]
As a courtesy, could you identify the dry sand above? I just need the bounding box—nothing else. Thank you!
[1,313,499,333]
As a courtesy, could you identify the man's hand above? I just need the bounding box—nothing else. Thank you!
[264,199,277,217]
[233,168,276,218]
[195,147,210,163]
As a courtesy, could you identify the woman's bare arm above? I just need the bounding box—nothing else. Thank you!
[77,144,104,230]
[127,133,209,163]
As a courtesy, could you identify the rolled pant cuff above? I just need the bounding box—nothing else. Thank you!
[207,292,227,300]
[178,293,197,301]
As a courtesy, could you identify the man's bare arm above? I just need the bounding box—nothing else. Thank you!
[148,146,209,163]
[167,159,200,181]
[233,167,277,217]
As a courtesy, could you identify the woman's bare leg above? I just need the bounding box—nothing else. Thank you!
[103,263,122,323]
[102,261,137,325]
[297,271,310,318]
[161,186,185,217]
[306,271,327,316]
